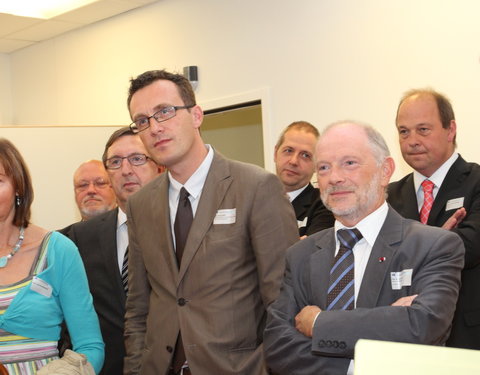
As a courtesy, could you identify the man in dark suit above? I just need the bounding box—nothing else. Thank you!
[264,121,464,375]
[274,121,334,236]
[387,88,480,349]
[123,70,299,375]
[62,127,161,374]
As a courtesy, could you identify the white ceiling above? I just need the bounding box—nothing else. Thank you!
[0,0,159,53]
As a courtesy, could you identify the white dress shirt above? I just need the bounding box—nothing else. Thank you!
[168,145,214,250]
[413,152,458,211]
[116,208,128,272]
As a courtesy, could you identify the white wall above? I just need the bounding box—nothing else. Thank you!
[2,0,480,226]
[0,126,121,230]
[0,53,12,124]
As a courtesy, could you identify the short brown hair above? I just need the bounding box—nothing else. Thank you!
[0,138,33,227]
[102,127,136,166]
[275,121,320,150]
[127,69,196,109]
[396,88,456,145]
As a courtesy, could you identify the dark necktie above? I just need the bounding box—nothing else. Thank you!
[420,179,435,224]
[121,246,128,294]
[326,228,363,311]
[172,187,193,373]
[174,187,193,266]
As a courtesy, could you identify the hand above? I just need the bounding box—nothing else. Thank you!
[442,207,466,230]
[295,305,321,337]
[391,294,418,306]
[300,235,307,240]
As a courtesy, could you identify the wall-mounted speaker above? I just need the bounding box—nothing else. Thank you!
[183,66,198,90]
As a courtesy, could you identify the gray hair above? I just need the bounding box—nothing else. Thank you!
[322,120,390,165]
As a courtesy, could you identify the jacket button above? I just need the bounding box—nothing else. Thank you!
[166,346,173,353]
[178,298,187,306]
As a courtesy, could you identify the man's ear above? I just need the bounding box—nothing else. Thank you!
[191,105,203,129]
[447,120,457,143]
[381,156,395,187]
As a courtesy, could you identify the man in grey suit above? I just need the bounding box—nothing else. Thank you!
[62,127,161,374]
[123,70,299,375]
[264,121,464,375]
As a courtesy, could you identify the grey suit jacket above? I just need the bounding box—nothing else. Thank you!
[124,152,299,375]
[264,207,464,375]
[62,209,126,375]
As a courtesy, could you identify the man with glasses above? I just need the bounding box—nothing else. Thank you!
[72,159,116,221]
[123,70,299,375]
[62,127,162,375]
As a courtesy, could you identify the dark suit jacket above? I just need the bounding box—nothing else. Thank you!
[62,209,126,375]
[388,155,480,349]
[292,183,334,236]
[264,207,464,375]
[124,152,299,375]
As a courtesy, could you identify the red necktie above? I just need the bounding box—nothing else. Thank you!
[420,179,435,224]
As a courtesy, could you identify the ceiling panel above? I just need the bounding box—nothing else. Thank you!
[0,0,160,53]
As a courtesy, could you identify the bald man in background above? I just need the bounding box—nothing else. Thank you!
[73,159,117,221]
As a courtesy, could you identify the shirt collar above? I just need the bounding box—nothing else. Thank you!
[286,184,310,202]
[334,201,389,248]
[413,152,458,193]
[117,207,127,229]
[168,144,214,201]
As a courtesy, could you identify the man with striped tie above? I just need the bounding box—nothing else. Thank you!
[62,127,162,374]
[264,121,464,375]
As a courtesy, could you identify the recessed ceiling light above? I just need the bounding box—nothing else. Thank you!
[0,0,100,19]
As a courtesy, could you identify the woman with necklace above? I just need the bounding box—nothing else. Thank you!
[0,138,104,374]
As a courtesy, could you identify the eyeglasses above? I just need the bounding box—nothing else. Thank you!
[105,153,151,170]
[129,105,194,133]
[75,179,110,192]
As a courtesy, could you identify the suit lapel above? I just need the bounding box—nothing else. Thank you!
[177,153,232,284]
[356,208,402,307]
[98,209,126,303]
[292,183,315,219]
[310,231,336,309]
[153,176,179,283]
[398,174,420,220]
[428,155,468,225]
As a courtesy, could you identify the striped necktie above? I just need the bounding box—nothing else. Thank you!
[326,228,363,310]
[121,246,128,294]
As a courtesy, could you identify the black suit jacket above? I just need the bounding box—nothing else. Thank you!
[62,208,126,374]
[292,183,334,236]
[388,155,480,349]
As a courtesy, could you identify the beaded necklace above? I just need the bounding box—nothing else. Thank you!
[0,227,25,268]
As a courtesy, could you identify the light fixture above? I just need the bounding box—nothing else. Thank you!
[0,0,100,19]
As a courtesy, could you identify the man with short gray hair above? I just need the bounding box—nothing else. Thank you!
[264,121,464,375]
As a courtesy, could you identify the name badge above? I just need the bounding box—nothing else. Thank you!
[391,269,413,290]
[297,217,308,229]
[31,276,52,298]
[446,197,464,211]
[214,208,236,225]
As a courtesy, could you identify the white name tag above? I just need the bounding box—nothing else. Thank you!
[213,208,236,225]
[31,276,52,298]
[391,269,413,290]
[297,217,308,228]
[446,197,464,211]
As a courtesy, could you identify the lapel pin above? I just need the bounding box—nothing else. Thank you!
[378,257,386,263]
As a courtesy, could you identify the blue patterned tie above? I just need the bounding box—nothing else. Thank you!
[326,228,363,310]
